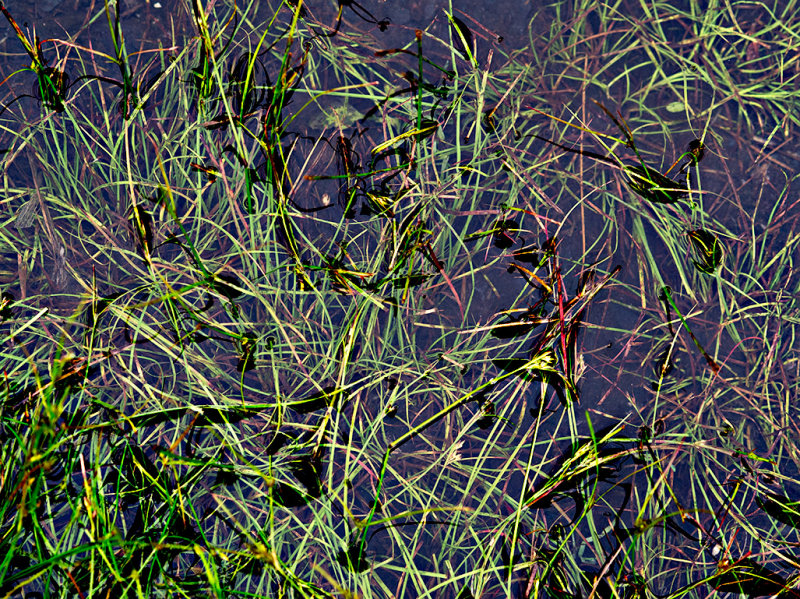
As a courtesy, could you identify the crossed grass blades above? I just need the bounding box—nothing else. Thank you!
[1,0,800,598]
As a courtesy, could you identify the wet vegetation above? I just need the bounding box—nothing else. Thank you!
[1,0,800,597]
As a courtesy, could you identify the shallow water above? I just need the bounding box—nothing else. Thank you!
[1,1,798,597]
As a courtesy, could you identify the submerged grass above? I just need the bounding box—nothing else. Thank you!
[0,0,799,597]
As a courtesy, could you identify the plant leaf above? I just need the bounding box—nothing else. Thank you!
[757,490,800,529]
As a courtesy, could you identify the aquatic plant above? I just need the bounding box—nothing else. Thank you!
[0,0,799,597]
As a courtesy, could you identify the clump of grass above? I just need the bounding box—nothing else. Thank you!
[0,0,799,597]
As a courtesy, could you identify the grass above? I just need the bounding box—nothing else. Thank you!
[0,0,799,597]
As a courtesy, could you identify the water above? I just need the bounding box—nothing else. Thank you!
[2,1,799,597]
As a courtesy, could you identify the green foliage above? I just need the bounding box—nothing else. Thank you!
[0,0,799,597]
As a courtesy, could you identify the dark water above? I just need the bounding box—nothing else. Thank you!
[2,2,798,597]
[6,0,535,50]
